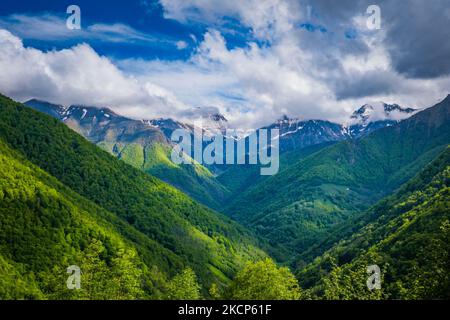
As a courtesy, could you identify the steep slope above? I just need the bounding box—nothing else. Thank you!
[0,94,266,292]
[264,117,348,154]
[260,103,415,154]
[297,147,450,299]
[225,95,450,262]
[0,139,170,299]
[218,141,336,197]
[24,100,230,209]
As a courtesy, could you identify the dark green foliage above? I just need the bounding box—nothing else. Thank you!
[100,141,231,210]
[225,97,450,263]
[1,92,449,300]
[298,147,450,299]
[0,94,266,298]
[218,141,335,197]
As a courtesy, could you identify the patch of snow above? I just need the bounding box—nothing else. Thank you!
[280,126,304,138]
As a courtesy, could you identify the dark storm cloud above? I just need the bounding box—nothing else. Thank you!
[334,70,399,100]
[306,0,450,79]
[382,0,450,78]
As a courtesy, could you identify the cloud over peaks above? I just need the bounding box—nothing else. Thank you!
[0,29,186,120]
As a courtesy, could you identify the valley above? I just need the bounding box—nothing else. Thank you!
[0,93,449,300]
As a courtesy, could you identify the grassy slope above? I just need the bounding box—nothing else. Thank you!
[217,141,336,197]
[0,94,266,293]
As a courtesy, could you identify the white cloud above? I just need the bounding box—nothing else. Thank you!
[0,13,175,46]
[0,29,187,120]
[151,0,450,127]
[176,40,188,50]
[1,1,450,130]
[117,24,450,128]
[160,0,301,41]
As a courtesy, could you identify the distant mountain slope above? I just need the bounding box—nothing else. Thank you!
[0,94,266,293]
[218,141,336,197]
[25,99,417,208]
[224,95,450,262]
[217,103,416,196]
[263,117,347,154]
[260,103,416,154]
[24,99,230,209]
[297,147,450,299]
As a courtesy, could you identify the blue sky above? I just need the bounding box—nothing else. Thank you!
[0,0,201,60]
[0,0,449,128]
[0,0,257,61]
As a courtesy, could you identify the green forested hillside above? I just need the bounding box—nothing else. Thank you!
[1,92,449,300]
[99,141,230,210]
[0,94,266,298]
[225,96,450,262]
[297,147,450,299]
[0,139,168,299]
[217,141,336,197]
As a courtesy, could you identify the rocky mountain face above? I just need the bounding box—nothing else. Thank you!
[25,100,169,146]
[25,98,421,183]
[26,98,417,158]
[262,116,348,153]
[224,95,450,263]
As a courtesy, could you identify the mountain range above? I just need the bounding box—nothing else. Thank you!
[225,96,449,262]
[1,92,449,299]
[24,99,417,205]
[0,94,266,298]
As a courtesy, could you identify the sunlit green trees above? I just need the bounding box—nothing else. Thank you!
[227,258,301,300]
[164,268,201,300]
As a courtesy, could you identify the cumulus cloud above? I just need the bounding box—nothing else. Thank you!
[380,0,450,78]
[0,1,449,130]
[0,29,187,120]
[160,0,301,40]
[151,0,450,127]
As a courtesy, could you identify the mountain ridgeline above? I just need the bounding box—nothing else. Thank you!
[24,99,416,207]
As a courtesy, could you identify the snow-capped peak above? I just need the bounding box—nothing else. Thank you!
[190,112,229,137]
[350,102,416,125]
